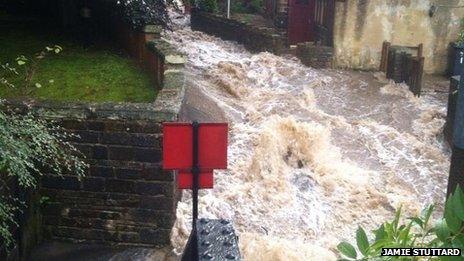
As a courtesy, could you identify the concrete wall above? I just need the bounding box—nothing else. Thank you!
[333,0,464,73]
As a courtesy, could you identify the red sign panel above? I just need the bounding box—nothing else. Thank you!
[163,123,228,171]
[178,172,214,189]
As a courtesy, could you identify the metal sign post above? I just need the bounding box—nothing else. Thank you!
[163,122,240,260]
[192,121,200,225]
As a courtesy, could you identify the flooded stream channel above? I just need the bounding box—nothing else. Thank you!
[164,15,451,260]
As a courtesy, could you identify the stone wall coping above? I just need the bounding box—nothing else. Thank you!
[146,39,186,65]
[2,86,184,121]
[142,24,163,34]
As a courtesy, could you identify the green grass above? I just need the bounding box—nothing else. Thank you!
[0,21,157,103]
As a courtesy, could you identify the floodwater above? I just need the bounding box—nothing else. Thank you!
[163,15,451,260]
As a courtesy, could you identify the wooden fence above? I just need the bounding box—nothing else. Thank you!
[380,41,424,96]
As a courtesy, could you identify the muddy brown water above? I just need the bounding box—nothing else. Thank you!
[166,15,451,260]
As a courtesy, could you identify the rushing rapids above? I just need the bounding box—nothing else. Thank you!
[163,15,451,260]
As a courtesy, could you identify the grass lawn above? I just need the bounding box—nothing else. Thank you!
[0,19,157,103]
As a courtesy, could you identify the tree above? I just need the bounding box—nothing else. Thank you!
[116,0,175,29]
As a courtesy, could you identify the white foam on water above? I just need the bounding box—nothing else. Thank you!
[164,14,450,260]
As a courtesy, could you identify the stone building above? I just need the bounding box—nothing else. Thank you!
[263,0,464,73]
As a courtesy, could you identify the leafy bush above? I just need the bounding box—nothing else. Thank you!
[457,18,464,46]
[230,1,248,14]
[230,0,263,14]
[0,108,87,249]
[338,187,464,260]
[197,0,218,13]
[247,0,263,14]
[116,0,173,29]
[457,31,464,46]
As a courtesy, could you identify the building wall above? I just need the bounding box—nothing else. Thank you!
[333,0,464,73]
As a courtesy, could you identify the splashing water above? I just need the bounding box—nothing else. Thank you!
[164,15,450,260]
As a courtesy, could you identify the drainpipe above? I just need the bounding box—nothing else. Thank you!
[447,73,464,197]
[227,0,230,18]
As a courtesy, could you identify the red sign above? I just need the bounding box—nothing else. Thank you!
[178,172,213,189]
[162,123,228,190]
[163,123,228,171]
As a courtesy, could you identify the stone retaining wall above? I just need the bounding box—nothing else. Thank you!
[191,10,287,55]
[2,35,186,252]
[295,42,334,69]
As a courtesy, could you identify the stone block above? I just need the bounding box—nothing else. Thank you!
[89,166,114,178]
[139,228,170,245]
[82,177,105,192]
[92,145,108,160]
[141,167,174,182]
[42,175,80,191]
[134,148,161,163]
[134,181,165,196]
[126,209,172,228]
[61,119,87,130]
[73,144,93,158]
[106,179,135,193]
[87,121,105,131]
[108,146,135,161]
[140,196,174,211]
[114,168,142,180]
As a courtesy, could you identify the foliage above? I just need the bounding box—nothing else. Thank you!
[247,0,263,14]
[457,31,464,46]
[1,45,62,96]
[230,0,263,14]
[457,18,464,46]
[0,109,87,249]
[116,0,173,29]
[197,0,218,13]
[230,0,248,14]
[338,187,464,260]
[0,24,156,102]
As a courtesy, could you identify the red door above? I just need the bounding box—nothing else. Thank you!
[288,0,315,45]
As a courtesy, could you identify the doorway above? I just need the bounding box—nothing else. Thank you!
[287,0,315,45]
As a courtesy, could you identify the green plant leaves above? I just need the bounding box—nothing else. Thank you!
[374,224,386,241]
[337,242,357,259]
[445,196,462,234]
[0,109,88,248]
[15,55,27,66]
[356,226,369,255]
[451,186,464,221]
[409,217,423,228]
[337,188,464,260]
[392,206,402,233]
[435,219,451,242]
[422,204,435,228]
